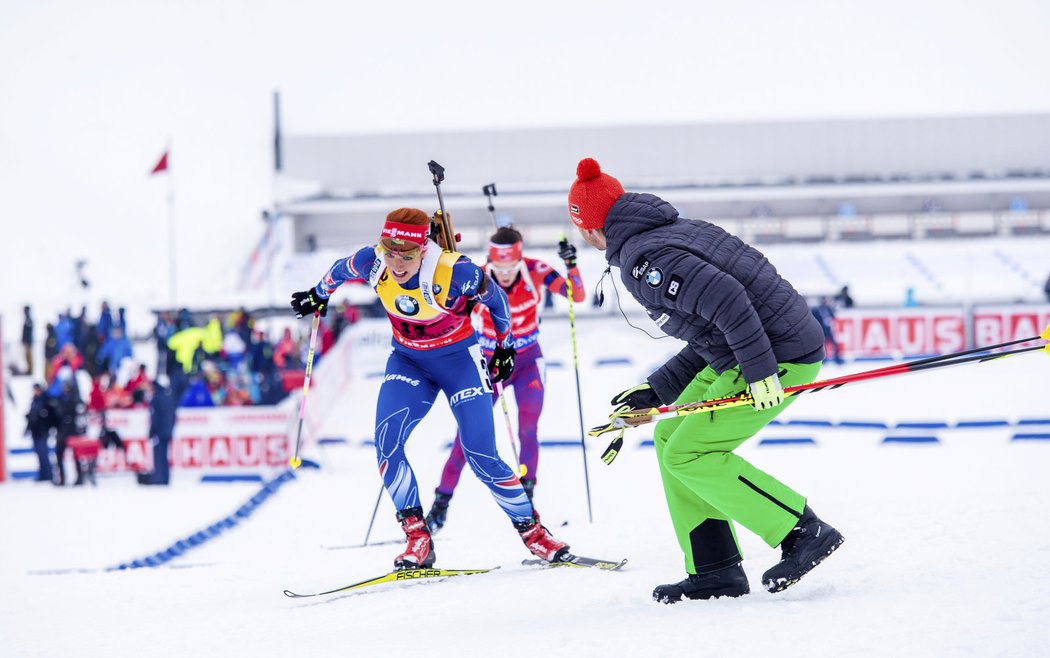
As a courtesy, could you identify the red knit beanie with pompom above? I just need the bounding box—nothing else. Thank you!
[568,158,624,230]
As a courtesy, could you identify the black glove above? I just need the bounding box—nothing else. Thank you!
[290,289,328,318]
[557,237,577,268]
[489,343,516,385]
[610,382,661,412]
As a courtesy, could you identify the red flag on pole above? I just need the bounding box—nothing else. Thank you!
[150,151,169,175]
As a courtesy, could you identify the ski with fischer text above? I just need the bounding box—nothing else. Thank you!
[283,566,498,598]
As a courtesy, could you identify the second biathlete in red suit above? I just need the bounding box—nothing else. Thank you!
[428,227,584,531]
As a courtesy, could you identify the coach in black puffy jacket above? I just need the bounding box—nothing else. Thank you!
[568,158,844,604]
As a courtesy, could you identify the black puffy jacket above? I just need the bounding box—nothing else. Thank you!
[603,193,824,403]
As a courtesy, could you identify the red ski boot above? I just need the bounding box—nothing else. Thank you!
[515,516,569,562]
[394,507,436,570]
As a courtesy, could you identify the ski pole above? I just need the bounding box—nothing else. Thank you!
[480,182,525,475]
[289,311,321,469]
[563,232,594,523]
[594,330,1050,463]
[613,340,1048,430]
[495,381,525,476]
[362,482,385,547]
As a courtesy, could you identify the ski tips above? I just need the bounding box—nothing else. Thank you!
[1041,323,1050,345]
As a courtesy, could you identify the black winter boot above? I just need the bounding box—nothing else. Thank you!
[521,477,536,501]
[762,505,844,593]
[653,563,750,604]
[424,492,451,534]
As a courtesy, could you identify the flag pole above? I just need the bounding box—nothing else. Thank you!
[166,140,176,308]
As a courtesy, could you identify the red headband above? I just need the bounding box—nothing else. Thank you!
[380,221,429,247]
[488,241,522,265]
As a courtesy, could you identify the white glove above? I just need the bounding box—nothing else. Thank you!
[749,373,784,410]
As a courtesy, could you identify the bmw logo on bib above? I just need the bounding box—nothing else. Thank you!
[395,295,420,316]
[645,267,663,288]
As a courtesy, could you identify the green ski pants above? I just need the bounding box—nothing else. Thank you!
[653,361,822,575]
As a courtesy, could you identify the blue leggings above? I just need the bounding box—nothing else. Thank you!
[374,343,533,524]
[437,355,545,494]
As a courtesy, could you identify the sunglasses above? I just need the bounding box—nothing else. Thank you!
[380,241,422,261]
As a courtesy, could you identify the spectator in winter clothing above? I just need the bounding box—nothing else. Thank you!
[97,301,114,341]
[272,328,298,370]
[43,323,58,381]
[1044,273,1050,303]
[96,326,133,377]
[811,297,844,365]
[71,306,87,353]
[21,305,34,377]
[835,285,854,309]
[153,311,175,376]
[24,383,55,481]
[179,376,215,407]
[247,330,276,375]
[48,344,84,387]
[125,364,151,400]
[146,376,177,484]
[166,318,222,373]
[87,375,108,415]
[222,327,248,370]
[567,158,843,603]
[52,378,83,486]
[54,312,75,350]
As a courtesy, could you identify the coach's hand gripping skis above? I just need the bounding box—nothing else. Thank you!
[593,326,1050,464]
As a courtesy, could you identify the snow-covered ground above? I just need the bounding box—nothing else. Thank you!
[3,315,1050,657]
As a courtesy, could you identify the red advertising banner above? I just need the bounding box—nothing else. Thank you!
[89,407,291,474]
[972,305,1050,348]
[834,309,967,358]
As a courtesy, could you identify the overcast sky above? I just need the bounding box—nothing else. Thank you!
[2,0,1049,330]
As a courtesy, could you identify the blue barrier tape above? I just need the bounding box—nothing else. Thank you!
[758,437,817,446]
[786,419,835,427]
[1018,418,1050,426]
[201,474,264,483]
[317,437,348,445]
[883,436,940,444]
[895,421,950,429]
[955,420,1011,428]
[838,421,889,429]
[595,357,633,367]
[1012,433,1050,441]
[107,469,297,571]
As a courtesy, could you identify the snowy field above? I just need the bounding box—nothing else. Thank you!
[3,316,1050,658]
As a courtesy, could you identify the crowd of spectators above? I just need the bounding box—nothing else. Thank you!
[15,300,359,485]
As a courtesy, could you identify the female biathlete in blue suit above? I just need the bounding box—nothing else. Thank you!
[291,208,570,569]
